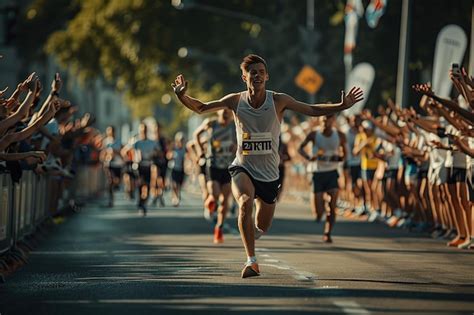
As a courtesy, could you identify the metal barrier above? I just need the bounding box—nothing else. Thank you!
[0,165,105,272]
[0,173,12,255]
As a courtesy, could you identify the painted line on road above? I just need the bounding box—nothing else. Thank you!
[333,301,371,315]
[257,247,317,283]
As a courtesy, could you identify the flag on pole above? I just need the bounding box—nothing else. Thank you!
[365,0,387,29]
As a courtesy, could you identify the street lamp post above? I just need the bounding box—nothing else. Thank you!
[306,0,316,104]
[395,0,412,108]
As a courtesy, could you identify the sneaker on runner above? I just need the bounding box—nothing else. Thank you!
[213,226,224,244]
[322,233,333,243]
[241,262,260,278]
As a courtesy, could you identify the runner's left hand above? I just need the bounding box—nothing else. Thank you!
[341,87,364,109]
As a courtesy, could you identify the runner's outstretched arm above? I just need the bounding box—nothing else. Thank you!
[172,74,238,114]
[298,131,316,161]
[276,87,363,117]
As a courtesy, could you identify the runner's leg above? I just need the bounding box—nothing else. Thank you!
[231,172,256,258]
[255,198,276,233]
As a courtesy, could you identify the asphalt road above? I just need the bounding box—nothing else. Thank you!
[1,190,473,315]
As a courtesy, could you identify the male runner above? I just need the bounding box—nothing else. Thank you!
[298,114,347,243]
[102,126,123,207]
[194,109,236,243]
[132,123,160,215]
[172,54,363,278]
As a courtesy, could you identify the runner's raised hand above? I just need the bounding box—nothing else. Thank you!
[171,74,188,97]
[341,86,364,109]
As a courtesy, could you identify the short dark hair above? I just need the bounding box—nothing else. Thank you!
[240,54,267,73]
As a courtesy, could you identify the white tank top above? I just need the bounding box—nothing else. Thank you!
[231,90,281,182]
[311,128,340,172]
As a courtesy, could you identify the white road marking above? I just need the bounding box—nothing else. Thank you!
[257,247,317,282]
[333,301,371,315]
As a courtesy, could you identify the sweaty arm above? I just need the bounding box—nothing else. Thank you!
[275,87,363,119]
[433,96,474,124]
[0,91,34,136]
[0,102,58,152]
[178,93,239,114]
[0,151,45,162]
[193,119,211,157]
[172,74,239,114]
[298,131,315,161]
[411,116,439,134]
[275,94,348,119]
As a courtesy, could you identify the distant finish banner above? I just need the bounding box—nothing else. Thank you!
[432,24,467,98]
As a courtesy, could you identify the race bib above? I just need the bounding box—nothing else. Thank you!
[242,132,272,156]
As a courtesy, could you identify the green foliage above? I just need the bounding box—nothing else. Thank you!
[16,0,472,126]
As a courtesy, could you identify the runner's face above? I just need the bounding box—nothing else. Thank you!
[324,115,335,129]
[242,63,268,90]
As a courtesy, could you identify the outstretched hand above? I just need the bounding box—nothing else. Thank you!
[412,83,434,97]
[51,72,62,93]
[171,74,188,97]
[341,87,364,109]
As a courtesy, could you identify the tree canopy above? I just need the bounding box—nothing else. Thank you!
[14,0,472,125]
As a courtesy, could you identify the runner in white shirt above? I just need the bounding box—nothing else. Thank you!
[298,114,347,243]
[133,123,160,216]
[172,54,363,278]
[102,126,123,207]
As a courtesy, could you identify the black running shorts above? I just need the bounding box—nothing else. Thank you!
[138,165,151,183]
[228,165,281,204]
[171,169,185,185]
[108,166,122,179]
[312,170,339,193]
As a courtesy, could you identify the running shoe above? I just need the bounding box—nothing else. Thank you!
[396,218,407,228]
[447,237,466,247]
[443,229,457,240]
[323,233,333,243]
[138,205,147,217]
[368,211,380,223]
[213,226,224,244]
[432,228,447,239]
[458,238,473,249]
[241,262,260,278]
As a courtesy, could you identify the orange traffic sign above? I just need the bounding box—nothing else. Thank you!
[295,65,324,94]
